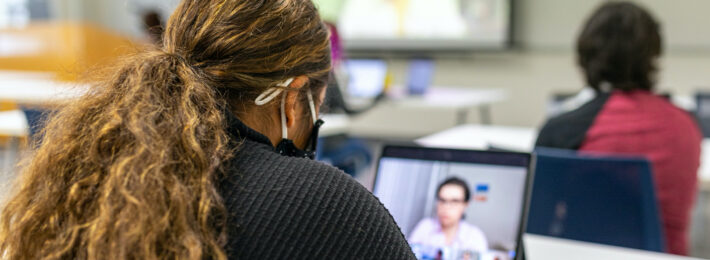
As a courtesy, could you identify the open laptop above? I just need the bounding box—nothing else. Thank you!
[523,234,696,260]
[373,145,533,260]
[343,59,387,99]
[406,59,435,95]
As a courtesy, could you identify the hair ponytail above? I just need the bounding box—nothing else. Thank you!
[0,0,331,258]
[0,50,230,259]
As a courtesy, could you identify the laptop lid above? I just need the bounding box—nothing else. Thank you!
[527,148,664,252]
[524,234,691,260]
[343,59,387,98]
[406,59,435,95]
[373,145,533,260]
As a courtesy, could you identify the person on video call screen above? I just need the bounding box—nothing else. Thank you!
[409,177,489,257]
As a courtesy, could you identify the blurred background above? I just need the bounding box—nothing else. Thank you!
[1,0,710,258]
[3,0,710,127]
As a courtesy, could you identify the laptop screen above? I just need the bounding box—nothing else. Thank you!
[344,59,387,98]
[374,146,531,260]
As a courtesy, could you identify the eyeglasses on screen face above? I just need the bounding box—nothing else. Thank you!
[436,198,466,206]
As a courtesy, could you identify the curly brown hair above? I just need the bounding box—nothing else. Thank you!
[0,0,331,259]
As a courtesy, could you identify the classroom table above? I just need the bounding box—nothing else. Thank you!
[319,114,350,137]
[0,22,139,81]
[346,87,507,139]
[0,79,88,106]
[0,71,55,81]
[386,87,506,125]
[416,124,710,186]
[0,110,25,175]
[0,110,28,137]
[0,107,352,140]
[416,124,537,152]
[525,234,706,260]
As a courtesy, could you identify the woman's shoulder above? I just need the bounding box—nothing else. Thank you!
[225,139,369,204]
[221,140,415,258]
[536,93,612,150]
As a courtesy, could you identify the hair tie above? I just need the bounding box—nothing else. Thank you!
[162,51,194,68]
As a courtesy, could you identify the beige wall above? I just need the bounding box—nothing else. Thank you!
[515,0,710,52]
[389,52,710,128]
[55,0,710,51]
[51,0,178,38]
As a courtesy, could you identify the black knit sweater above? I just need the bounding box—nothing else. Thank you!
[218,113,415,259]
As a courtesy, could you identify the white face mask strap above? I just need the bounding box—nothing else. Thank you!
[307,88,317,123]
[251,77,306,140]
[281,88,317,140]
[255,78,294,106]
[280,92,288,139]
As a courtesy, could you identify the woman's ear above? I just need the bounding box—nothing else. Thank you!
[283,76,309,128]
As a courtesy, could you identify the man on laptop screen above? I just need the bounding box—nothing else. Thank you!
[373,146,531,260]
[409,177,489,256]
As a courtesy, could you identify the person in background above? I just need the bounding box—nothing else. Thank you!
[409,177,489,256]
[535,2,701,255]
[0,0,415,259]
[142,10,164,44]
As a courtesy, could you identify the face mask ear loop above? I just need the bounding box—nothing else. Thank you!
[255,78,294,106]
[280,92,288,140]
[255,88,283,106]
[307,88,317,124]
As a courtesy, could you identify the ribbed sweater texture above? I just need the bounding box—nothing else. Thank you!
[219,113,415,259]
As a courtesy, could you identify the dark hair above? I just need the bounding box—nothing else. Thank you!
[577,1,662,91]
[142,10,164,44]
[437,177,471,202]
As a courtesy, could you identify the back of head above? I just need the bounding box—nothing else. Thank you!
[0,0,330,259]
[577,1,662,92]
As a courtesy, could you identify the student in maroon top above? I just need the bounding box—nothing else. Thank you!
[536,2,702,255]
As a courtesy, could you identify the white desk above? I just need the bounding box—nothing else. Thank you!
[319,114,349,137]
[387,87,505,125]
[0,78,84,142]
[0,70,55,81]
[347,87,507,139]
[525,234,705,260]
[0,110,28,137]
[416,124,537,152]
[417,124,710,186]
[700,140,710,187]
[387,87,505,107]
[0,110,27,176]
[0,79,88,105]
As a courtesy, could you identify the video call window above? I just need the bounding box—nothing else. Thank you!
[374,155,527,260]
